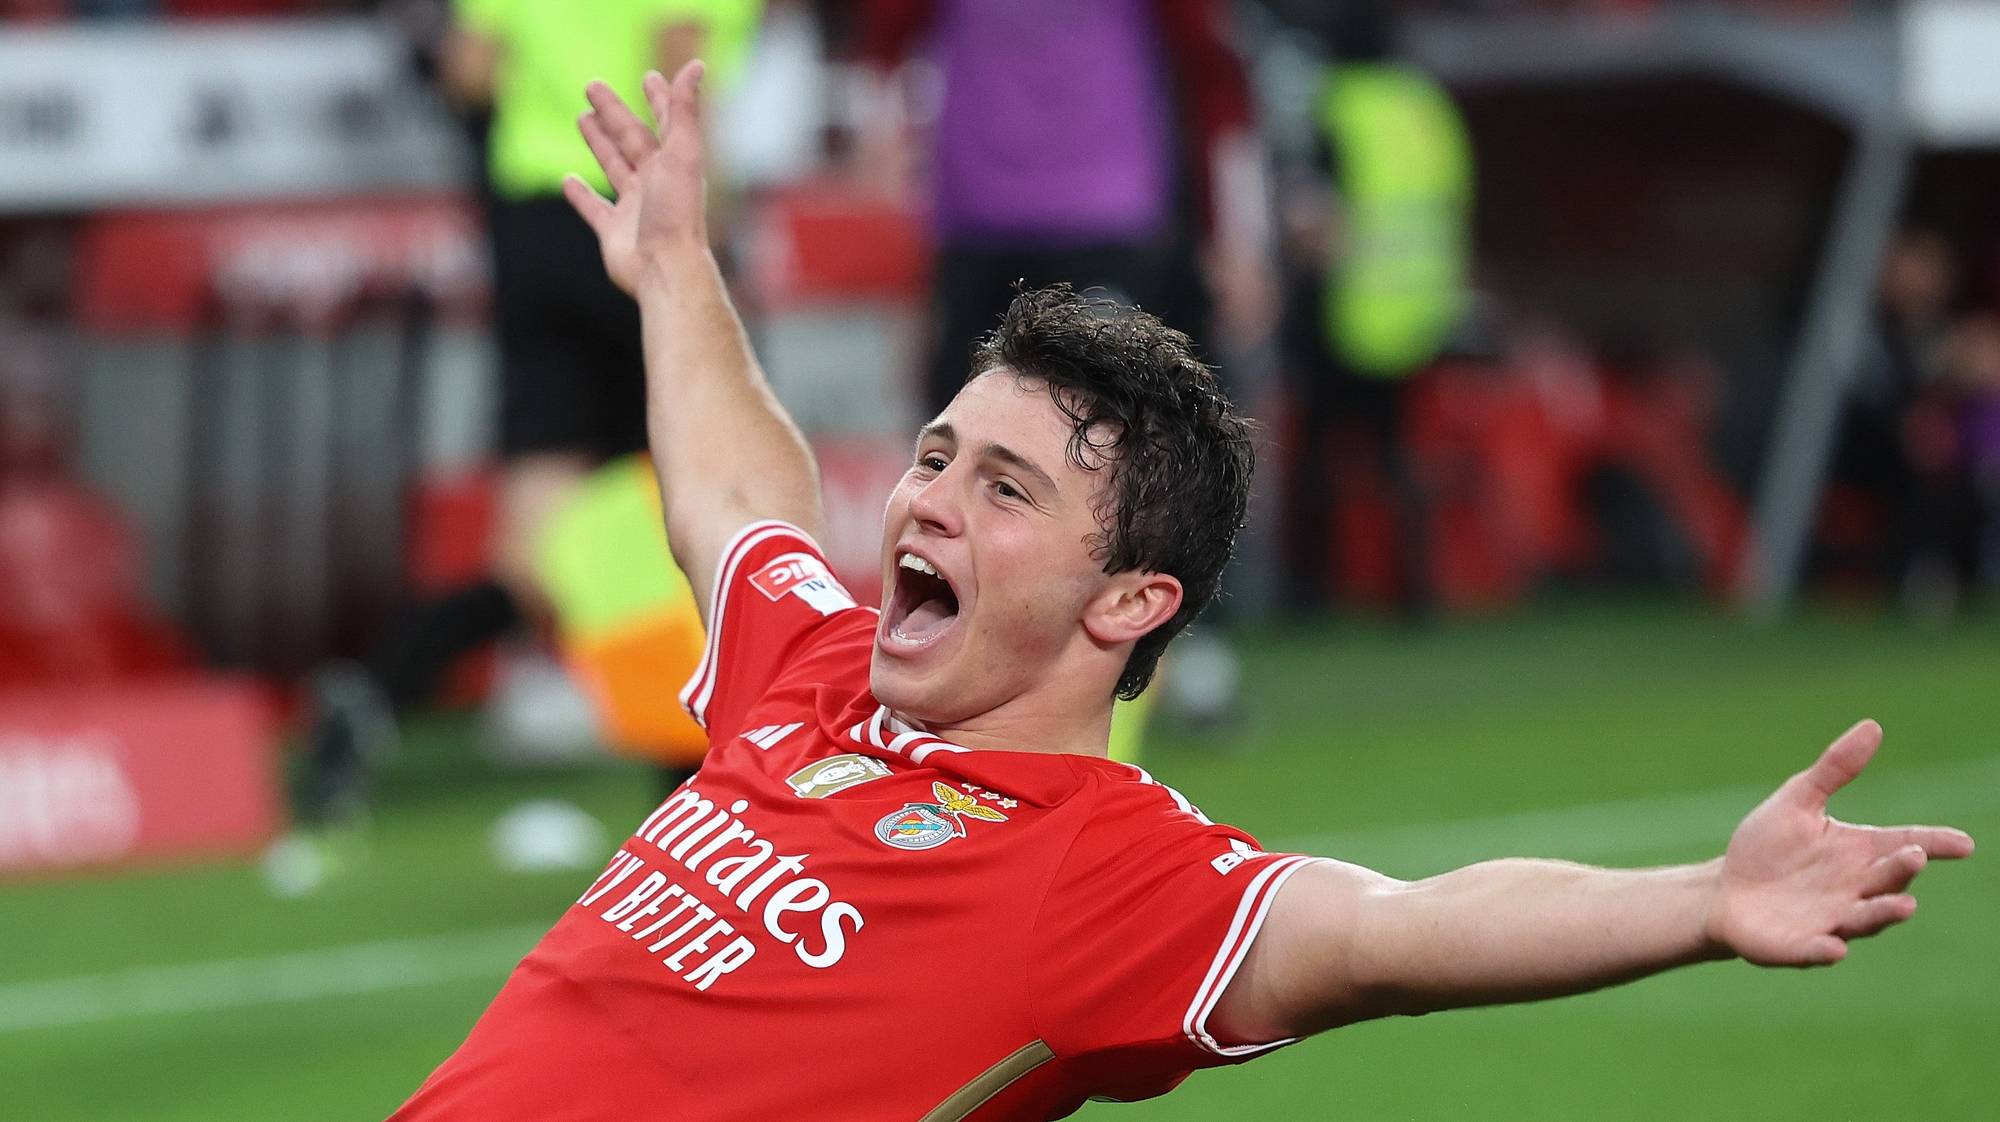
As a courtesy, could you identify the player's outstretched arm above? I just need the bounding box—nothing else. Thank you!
[563,63,824,612]
[1212,720,1975,1043]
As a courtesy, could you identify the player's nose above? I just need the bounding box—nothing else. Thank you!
[907,468,965,537]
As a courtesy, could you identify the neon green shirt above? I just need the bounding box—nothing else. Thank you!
[455,0,762,199]
[1317,63,1474,379]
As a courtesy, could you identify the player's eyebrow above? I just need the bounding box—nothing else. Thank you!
[981,442,1060,497]
[915,420,955,449]
[914,421,1060,498]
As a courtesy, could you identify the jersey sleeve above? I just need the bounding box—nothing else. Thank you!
[678,520,871,740]
[1028,778,1318,1097]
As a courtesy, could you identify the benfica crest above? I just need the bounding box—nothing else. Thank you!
[873,782,1009,851]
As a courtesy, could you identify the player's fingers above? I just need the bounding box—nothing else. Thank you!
[1873,824,1976,861]
[584,79,658,167]
[578,113,635,192]
[1835,894,1917,940]
[1859,844,1927,896]
[643,68,672,139]
[664,60,705,162]
[1785,720,1880,810]
[1795,934,1847,967]
[561,174,614,235]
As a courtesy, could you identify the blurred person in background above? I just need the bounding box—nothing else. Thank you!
[1961,319,2000,594]
[1902,313,2000,615]
[1273,0,1471,617]
[0,332,186,686]
[0,222,181,683]
[853,0,1278,418]
[853,0,1278,731]
[1841,226,1956,614]
[299,0,765,833]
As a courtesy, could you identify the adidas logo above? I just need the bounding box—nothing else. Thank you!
[740,722,805,751]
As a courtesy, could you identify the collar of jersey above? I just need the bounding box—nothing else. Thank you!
[839,702,1088,807]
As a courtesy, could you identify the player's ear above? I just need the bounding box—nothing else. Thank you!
[1083,571,1182,646]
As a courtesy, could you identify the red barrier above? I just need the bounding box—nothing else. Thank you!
[1382,356,1749,612]
[0,677,280,878]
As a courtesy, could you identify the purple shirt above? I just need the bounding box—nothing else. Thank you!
[926,0,1173,248]
[1964,396,2000,478]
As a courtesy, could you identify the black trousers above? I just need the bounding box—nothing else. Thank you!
[490,195,648,461]
[925,240,1181,417]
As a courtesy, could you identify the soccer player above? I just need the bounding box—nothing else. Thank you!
[391,64,1975,1121]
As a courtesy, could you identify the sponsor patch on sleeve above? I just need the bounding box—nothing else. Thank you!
[748,552,857,617]
[1210,838,1266,875]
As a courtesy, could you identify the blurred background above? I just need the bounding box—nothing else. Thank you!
[1,0,1996,1118]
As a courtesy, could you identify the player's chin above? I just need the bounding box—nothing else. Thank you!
[866,655,947,720]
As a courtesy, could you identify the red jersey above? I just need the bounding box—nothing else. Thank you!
[393,521,1312,1121]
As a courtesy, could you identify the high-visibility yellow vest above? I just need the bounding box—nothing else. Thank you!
[537,456,710,765]
[1318,63,1474,378]
[455,0,763,199]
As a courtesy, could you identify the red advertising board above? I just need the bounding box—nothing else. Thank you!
[0,677,280,878]
[73,194,486,335]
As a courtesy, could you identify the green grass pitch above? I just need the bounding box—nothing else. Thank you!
[3,605,1994,1120]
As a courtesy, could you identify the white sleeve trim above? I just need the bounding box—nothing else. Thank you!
[677,519,821,730]
[1128,765,1215,826]
[1182,854,1322,1058]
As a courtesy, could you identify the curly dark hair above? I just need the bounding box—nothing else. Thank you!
[966,285,1255,700]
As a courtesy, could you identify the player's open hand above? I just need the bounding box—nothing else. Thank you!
[563,62,709,295]
[1707,719,1974,967]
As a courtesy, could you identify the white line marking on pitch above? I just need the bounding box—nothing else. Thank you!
[0,924,547,1035]
[1,754,1990,1035]
[1273,752,2000,874]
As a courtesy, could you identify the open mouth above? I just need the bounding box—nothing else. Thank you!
[882,552,962,650]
